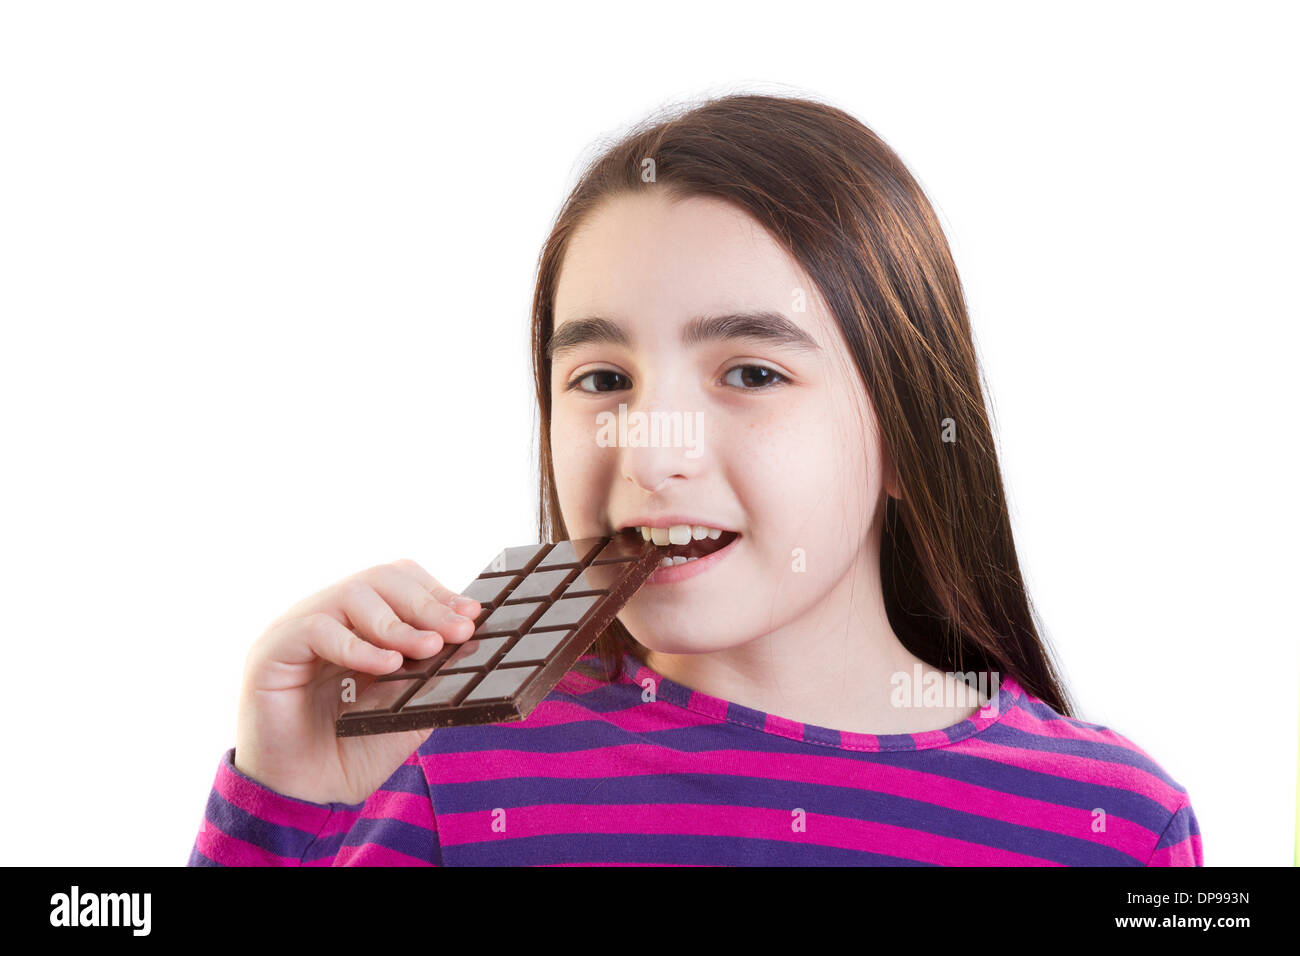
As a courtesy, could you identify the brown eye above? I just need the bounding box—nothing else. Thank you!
[570,370,630,392]
[723,365,786,389]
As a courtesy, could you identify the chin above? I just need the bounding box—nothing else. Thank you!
[630,628,747,656]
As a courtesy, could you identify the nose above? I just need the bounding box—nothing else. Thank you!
[618,397,708,495]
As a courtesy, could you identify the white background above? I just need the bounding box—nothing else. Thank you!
[1,1,1294,866]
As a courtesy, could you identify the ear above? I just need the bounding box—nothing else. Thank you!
[882,448,902,500]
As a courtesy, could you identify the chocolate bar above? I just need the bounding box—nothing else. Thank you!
[335,532,663,736]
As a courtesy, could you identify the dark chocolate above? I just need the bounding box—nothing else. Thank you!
[335,532,662,736]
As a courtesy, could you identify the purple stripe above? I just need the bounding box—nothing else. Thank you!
[335,816,438,864]
[199,787,322,862]
[441,832,942,866]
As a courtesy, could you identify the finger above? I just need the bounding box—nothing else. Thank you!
[297,612,407,675]
[336,578,454,660]
[389,559,481,617]
[365,564,478,644]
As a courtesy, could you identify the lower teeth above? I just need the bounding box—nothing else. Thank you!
[658,555,701,567]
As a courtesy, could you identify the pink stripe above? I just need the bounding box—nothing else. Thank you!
[509,697,724,733]
[554,669,606,695]
[422,744,1163,853]
[1147,834,1203,867]
[435,803,1060,866]
[214,759,348,834]
[360,789,437,830]
[1004,701,1140,747]
[687,690,729,720]
[334,842,435,866]
[908,729,957,749]
[763,712,805,739]
[958,732,1186,813]
[194,820,302,866]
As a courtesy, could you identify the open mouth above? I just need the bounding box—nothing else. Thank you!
[660,530,739,560]
[616,525,741,563]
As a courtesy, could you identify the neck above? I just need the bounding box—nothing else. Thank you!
[642,535,975,735]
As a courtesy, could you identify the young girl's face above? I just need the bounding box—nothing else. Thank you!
[550,190,896,655]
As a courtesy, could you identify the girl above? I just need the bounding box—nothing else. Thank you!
[190,93,1202,866]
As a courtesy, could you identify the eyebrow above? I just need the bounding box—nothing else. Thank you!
[546,310,821,362]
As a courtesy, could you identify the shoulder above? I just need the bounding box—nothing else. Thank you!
[997,681,1189,795]
[986,679,1201,864]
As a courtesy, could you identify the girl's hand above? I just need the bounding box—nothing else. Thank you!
[234,559,480,805]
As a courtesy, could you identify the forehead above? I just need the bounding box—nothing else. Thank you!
[553,191,833,347]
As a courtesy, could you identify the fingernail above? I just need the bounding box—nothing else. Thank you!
[449,596,478,612]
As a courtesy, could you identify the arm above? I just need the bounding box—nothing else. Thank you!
[1145,797,1203,866]
[187,746,443,866]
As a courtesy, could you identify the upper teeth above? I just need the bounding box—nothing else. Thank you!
[635,524,725,545]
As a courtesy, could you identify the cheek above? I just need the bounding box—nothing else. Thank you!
[722,394,875,561]
[550,406,610,523]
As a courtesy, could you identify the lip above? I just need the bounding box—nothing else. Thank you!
[642,530,740,586]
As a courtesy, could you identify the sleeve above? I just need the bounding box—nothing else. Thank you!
[1145,796,1203,866]
[187,747,443,866]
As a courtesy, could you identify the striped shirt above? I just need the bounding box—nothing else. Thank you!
[189,653,1203,866]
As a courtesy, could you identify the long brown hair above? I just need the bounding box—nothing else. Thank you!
[529,93,1075,717]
